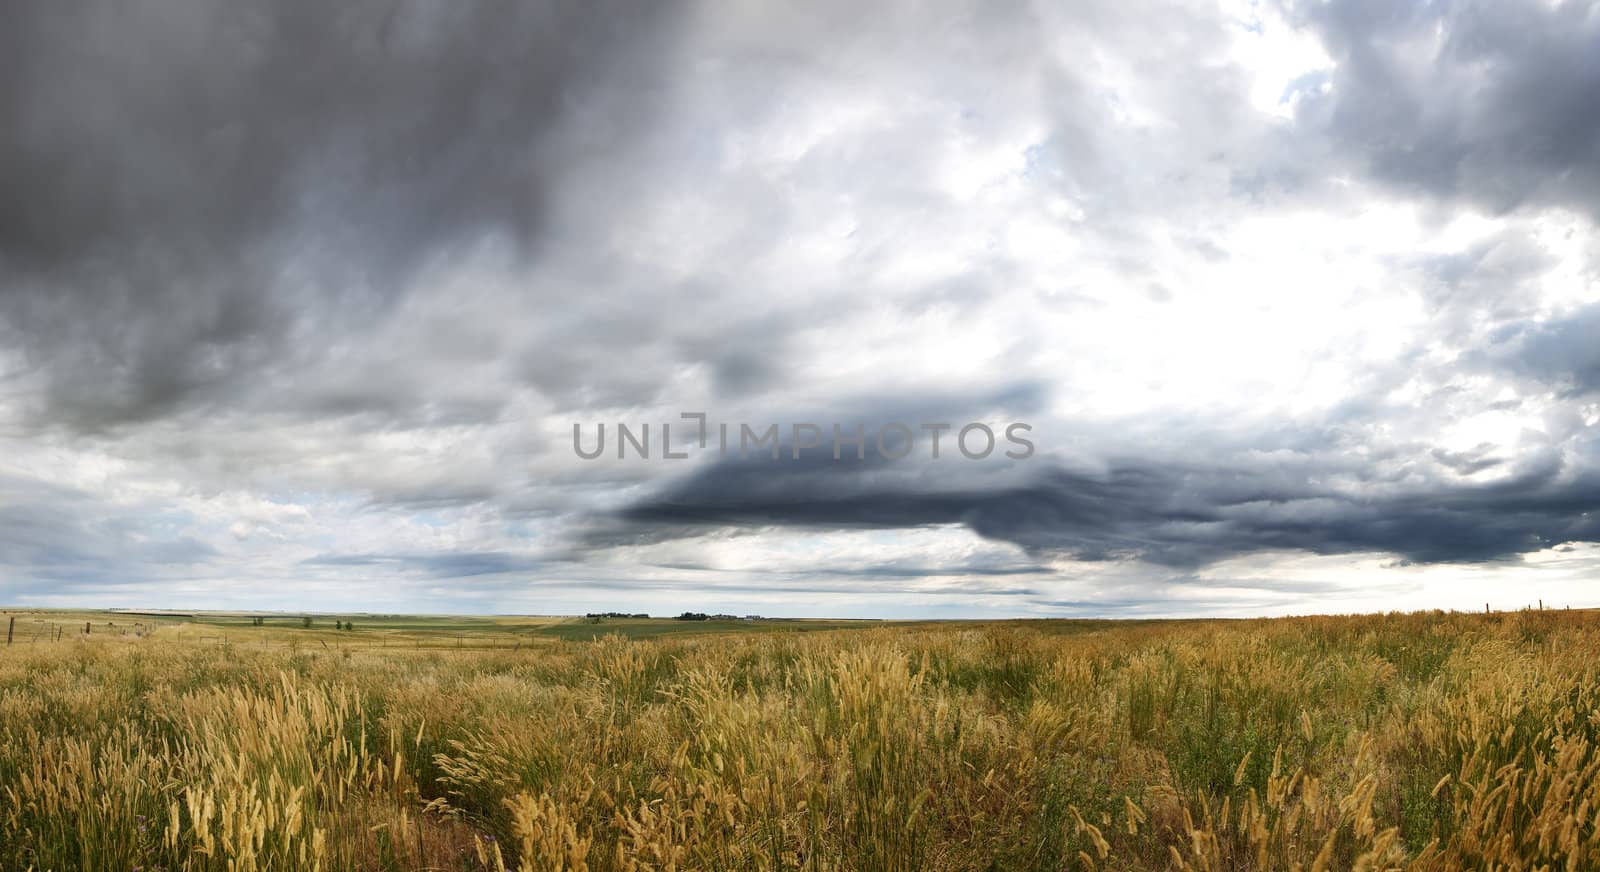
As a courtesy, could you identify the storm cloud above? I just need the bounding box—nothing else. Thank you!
[2,0,1600,617]
[0,0,684,429]
[1292,0,1600,218]
[606,425,1600,568]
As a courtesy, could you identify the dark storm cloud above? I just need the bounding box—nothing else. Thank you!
[0,0,684,430]
[603,431,1600,568]
[650,559,1051,579]
[521,576,1042,599]
[1290,0,1600,217]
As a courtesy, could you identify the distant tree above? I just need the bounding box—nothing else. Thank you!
[675,612,710,621]
[302,616,313,628]
[343,621,353,631]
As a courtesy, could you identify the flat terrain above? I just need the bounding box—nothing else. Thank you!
[2,607,1597,870]
[2,609,904,645]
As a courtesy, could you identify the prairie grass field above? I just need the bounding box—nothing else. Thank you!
[1,608,1598,871]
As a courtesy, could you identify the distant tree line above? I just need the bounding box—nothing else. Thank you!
[586,612,650,619]
[245,616,355,630]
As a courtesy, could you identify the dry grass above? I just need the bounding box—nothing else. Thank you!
[1,608,1598,870]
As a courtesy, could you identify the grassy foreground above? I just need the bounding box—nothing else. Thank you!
[1,609,1598,870]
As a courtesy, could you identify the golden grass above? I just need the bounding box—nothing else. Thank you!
[1,608,1598,870]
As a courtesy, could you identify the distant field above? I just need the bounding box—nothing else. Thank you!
[0,609,902,645]
[2,607,1597,870]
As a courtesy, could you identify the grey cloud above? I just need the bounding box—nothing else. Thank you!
[1412,227,1556,336]
[0,0,1258,455]
[601,425,1600,568]
[650,560,1051,580]
[1291,0,1600,217]
[302,550,542,579]
[1489,302,1600,396]
[523,575,1041,599]
[0,474,219,587]
[0,0,685,431]
[1430,445,1505,476]
[1029,599,1170,615]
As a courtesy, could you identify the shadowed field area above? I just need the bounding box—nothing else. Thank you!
[1,608,1597,870]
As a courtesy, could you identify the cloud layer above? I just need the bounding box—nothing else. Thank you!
[2,0,1598,617]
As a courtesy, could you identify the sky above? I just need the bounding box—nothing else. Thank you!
[2,0,1599,618]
